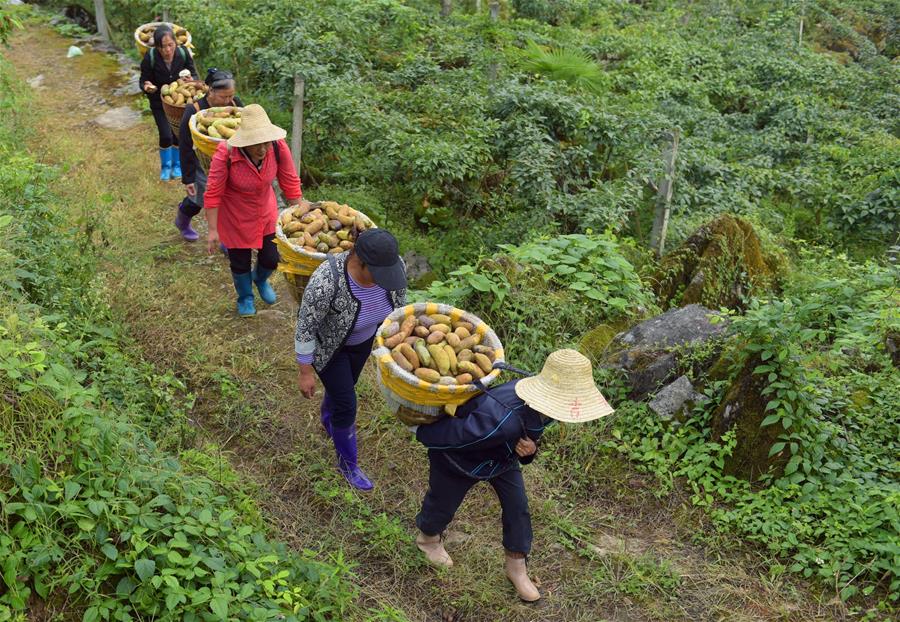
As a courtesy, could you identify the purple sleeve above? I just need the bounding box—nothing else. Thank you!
[296,352,313,365]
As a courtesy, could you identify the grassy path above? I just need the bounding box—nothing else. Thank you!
[5,25,852,622]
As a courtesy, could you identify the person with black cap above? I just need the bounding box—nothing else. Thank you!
[174,68,243,242]
[294,229,407,490]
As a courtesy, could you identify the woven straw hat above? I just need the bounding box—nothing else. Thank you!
[514,349,614,423]
[227,104,286,148]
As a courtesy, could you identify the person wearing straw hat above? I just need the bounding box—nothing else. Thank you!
[203,104,303,317]
[139,25,197,181]
[295,229,407,491]
[413,349,614,602]
[174,68,244,242]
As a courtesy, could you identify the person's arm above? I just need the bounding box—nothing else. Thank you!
[294,265,335,397]
[139,53,156,94]
[179,106,197,188]
[274,140,302,205]
[203,144,229,253]
[415,402,514,452]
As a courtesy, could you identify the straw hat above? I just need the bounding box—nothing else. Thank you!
[514,349,614,423]
[227,104,286,148]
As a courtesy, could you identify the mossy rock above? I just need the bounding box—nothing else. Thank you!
[709,354,788,482]
[579,322,628,364]
[653,215,784,311]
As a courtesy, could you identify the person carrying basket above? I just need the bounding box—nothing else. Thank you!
[203,104,302,317]
[139,25,197,181]
[412,349,614,602]
[174,68,244,242]
[295,229,407,491]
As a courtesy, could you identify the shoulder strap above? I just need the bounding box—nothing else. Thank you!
[326,254,341,308]
[149,47,155,64]
[179,46,187,62]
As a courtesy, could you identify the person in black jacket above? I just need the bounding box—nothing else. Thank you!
[139,25,197,181]
[174,68,243,241]
[413,349,614,602]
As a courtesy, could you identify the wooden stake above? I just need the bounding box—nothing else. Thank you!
[93,0,111,42]
[291,73,305,177]
[441,0,452,18]
[650,129,679,258]
[489,1,500,20]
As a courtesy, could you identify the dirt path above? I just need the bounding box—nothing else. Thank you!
[5,26,850,622]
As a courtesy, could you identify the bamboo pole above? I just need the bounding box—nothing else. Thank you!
[291,73,305,177]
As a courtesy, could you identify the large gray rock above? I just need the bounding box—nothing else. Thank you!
[649,375,704,420]
[93,106,141,130]
[603,304,727,399]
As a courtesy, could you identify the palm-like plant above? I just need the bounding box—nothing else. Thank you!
[521,41,607,95]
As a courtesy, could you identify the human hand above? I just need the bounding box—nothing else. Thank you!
[207,229,220,255]
[515,437,537,458]
[185,183,196,197]
[143,81,157,93]
[298,369,316,399]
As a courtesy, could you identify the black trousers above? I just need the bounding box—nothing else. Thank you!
[227,233,279,274]
[151,106,176,149]
[416,452,533,554]
[317,337,375,429]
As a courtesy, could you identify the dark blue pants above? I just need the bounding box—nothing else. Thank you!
[416,452,533,554]
[316,337,374,429]
[227,233,280,275]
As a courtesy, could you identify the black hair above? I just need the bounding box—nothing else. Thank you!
[152,26,175,48]
[205,68,235,90]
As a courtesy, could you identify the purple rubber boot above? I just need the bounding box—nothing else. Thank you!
[331,425,373,491]
[320,394,334,437]
[174,203,199,242]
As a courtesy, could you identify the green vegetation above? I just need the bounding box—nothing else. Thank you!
[3,0,899,618]
[0,61,364,621]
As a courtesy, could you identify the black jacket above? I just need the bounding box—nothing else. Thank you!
[416,380,552,479]
[178,95,244,185]
[139,46,198,110]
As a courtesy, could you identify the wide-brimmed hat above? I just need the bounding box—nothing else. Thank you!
[227,104,286,148]
[514,349,614,423]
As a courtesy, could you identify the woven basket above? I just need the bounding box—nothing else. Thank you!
[161,98,186,135]
[373,303,505,424]
[134,22,192,58]
[274,205,377,280]
[280,269,310,305]
[188,107,241,173]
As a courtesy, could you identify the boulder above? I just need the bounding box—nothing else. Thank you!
[709,354,787,481]
[602,304,727,399]
[649,375,704,421]
[402,251,434,289]
[653,215,784,311]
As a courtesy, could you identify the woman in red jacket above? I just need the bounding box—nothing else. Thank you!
[203,104,302,317]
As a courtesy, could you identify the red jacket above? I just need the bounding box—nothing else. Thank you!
[204,139,302,249]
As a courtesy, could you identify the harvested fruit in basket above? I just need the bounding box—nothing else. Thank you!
[195,106,242,139]
[279,201,375,254]
[381,312,498,386]
[138,24,190,46]
[161,79,208,106]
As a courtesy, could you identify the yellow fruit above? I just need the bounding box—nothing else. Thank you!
[391,349,413,373]
[399,343,420,368]
[429,314,452,325]
[473,353,493,374]
[414,368,441,383]
[414,339,432,369]
[428,344,450,376]
[426,332,445,345]
[457,361,484,380]
[455,373,473,384]
[443,344,458,375]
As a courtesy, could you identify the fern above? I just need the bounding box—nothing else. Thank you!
[521,41,607,94]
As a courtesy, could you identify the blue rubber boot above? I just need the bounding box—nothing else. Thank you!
[231,272,256,317]
[252,266,277,305]
[169,146,182,179]
[159,147,172,181]
[332,425,374,491]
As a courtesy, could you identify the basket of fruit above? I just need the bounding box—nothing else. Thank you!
[372,303,505,425]
[188,106,242,173]
[275,201,377,303]
[134,22,192,57]
[161,79,208,134]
